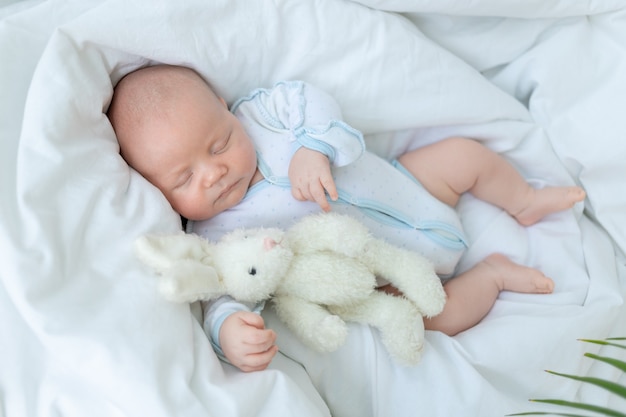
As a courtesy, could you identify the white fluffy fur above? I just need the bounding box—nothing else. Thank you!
[135,212,446,365]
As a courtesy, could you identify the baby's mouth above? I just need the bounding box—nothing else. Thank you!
[217,179,239,201]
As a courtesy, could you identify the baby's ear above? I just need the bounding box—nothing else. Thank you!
[134,232,212,273]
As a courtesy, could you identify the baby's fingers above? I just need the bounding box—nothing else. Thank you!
[245,328,277,352]
[240,327,278,372]
[320,174,338,202]
[238,345,279,372]
[291,186,306,202]
[310,181,331,212]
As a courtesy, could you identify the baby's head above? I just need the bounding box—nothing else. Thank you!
[108,65,257,221]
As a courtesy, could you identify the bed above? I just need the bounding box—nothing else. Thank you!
[2,1,625,416]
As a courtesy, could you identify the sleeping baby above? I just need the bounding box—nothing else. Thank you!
[107,64,585,372]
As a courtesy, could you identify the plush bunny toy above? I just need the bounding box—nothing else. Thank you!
[135,212,446,365]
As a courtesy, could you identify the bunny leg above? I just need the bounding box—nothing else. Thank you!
[271,295,348,353]
[330,292,424,366]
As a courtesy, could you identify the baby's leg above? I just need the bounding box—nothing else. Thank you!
[397,137,585,226]
[424,253,554,336]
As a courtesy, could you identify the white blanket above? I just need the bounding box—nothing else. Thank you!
[2,1,625,416]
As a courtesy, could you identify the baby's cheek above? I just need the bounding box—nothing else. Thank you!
[222,187,247,213]
[170,192,208,221]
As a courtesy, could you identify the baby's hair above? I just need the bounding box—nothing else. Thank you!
[107,65,216,164]
[109,65,203,133]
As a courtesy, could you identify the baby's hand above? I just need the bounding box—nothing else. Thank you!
[219,311,278,372]
[288,147,338,212]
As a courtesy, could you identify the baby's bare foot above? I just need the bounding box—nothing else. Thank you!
[482,253,554,294]
[512,186,586,226]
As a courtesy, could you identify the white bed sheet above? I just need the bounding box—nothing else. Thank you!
[1,1,625,416]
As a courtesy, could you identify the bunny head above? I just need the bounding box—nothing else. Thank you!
[211,227,294,303]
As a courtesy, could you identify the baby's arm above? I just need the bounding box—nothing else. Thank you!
[288,147,338,211]
[219,311,278,372]
[275,81,363,211]
[204,297,278,372]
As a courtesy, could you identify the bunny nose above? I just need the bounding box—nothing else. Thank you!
[263,238,277,250]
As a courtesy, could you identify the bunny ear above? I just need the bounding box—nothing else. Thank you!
[158,260,224,303]
[134,235,173,272]
[134,233,213,273]
[135,233,225,303]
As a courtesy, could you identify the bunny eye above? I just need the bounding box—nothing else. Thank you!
[248,267,257,276]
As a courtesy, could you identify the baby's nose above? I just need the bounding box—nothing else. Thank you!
[200,163,227,187]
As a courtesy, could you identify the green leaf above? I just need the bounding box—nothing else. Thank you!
[544,370,626,400]
[529,399,626,417]
[579,339,626,350]
[507,412,594,416]
[508,337,626,417]
[585,353,626,373]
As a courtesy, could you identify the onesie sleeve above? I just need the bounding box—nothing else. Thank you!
[232,80,365,167]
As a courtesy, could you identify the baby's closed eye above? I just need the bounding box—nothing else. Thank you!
[211,135,230,154]
[173,171,193,189]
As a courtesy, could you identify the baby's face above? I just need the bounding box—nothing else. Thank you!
[123,85,257,221]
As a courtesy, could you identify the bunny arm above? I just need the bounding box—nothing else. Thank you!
[358,239,446,318]
[271,294,348,353]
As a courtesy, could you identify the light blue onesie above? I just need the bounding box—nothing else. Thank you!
[189,81,467,359]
